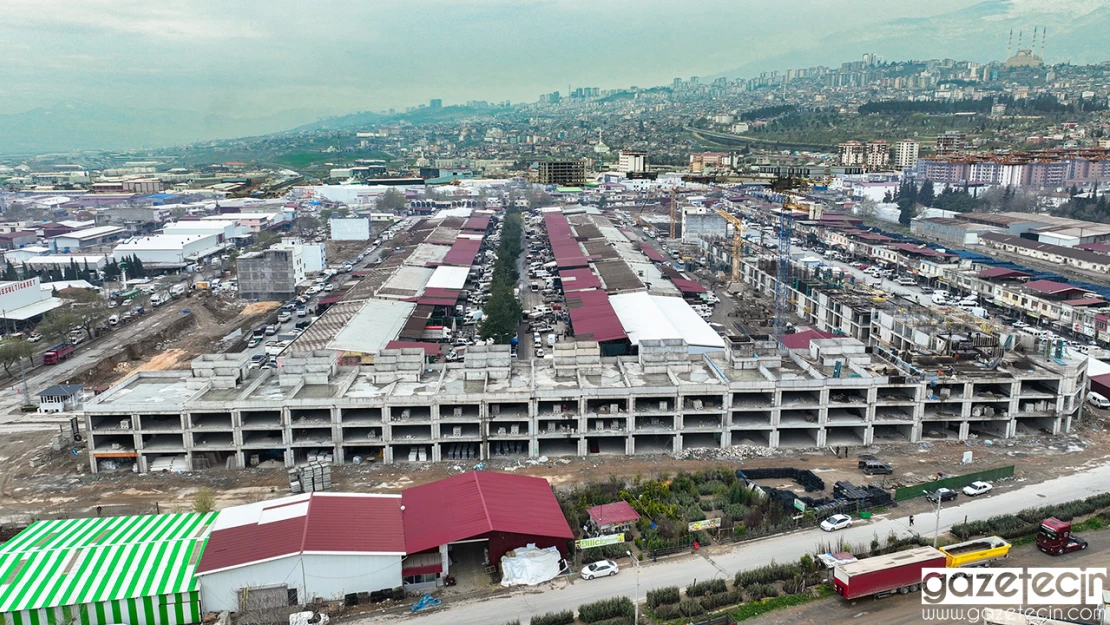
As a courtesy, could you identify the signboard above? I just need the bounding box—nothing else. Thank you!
[687,518,722,532]
[575,533,624,550]
[793,499,806,512]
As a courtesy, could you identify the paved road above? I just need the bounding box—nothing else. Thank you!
[356,461,1110,625]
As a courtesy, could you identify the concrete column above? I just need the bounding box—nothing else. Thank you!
[958,421,970,441]
[720,429,731,447]
[382,445,394,464]
[672,434,681,453]
[769,429,780,449]
[815,428,827,447]
[577,438,587,457]
[862,426,874,446]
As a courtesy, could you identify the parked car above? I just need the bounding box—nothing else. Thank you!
[926,488,958,503]
[248,354,266,369]
[860,460,893,475]
[1087,391,1110,409]
[820,514,853,532]
[581,560,619,580]
[963,481,993,497]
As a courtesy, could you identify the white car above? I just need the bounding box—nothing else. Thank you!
[581,560,619,580]
[820,514,853,532]
[963,481,993,497]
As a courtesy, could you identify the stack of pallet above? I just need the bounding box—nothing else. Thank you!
[289,461,333,493]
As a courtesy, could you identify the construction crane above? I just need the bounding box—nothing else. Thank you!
[713,208,746,284]
[773,193,808,351]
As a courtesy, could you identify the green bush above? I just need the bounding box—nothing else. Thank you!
[687,578,729,596]
[698,499,717,512]
[502,621,520,625]
[699,589,742,610]
[735,561,801,586]
[577,597,634,624]
[585,543,632,560]
[729,588,830,622]
[745,583,779,601]
[585,618,633,625]
[646,586,680,608]
[698,480,725,495]
[529,611,574,625]
[679,599,706,617]
[685,506,707,522]
[950,493,1110,540]
[652,604,681,620]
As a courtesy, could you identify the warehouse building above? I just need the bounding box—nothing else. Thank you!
[0,512,216,625]
[401,472,574,588]
[112,233,226,269]
[195,493,404,613]
[50,226,126,252]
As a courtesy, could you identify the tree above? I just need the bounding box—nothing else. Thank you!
[898,197,916,226]
[37,309,83,342]
[918,180,935,208]
[59,289,111,339]
[0,339,33,375]
[192,488,217,513]
[292,214,322,238]
[856,198,879,219]
[376,187,406,211]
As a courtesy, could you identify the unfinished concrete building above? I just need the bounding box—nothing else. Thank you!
[84,329,1084,474]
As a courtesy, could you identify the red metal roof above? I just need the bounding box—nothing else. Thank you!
[443,237,482,266]
[559,268,602,292]
[544,212,590,269]
[401,472,573,555]
[588,501,640,527]
[385,340,444,355]
[565,290,627,342]
[463,215,491,231]
[978,267,1031,280]
[889,243,954,258]
[640,244,666,263]
[1024,280,1087,296]
[1062,298,1107,307]
[196,493,405,575]
[670,278,707,294]
[781,329,836,350]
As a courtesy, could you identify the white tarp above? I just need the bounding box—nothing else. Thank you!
[499,544,563,587]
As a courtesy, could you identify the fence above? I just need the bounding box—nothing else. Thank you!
[894,465,1015,501]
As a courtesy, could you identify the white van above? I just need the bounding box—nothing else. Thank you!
[1087,391,1110,409]
[1019,327,1050,340]
[931,292,950,305]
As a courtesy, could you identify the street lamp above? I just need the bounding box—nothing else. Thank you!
[923,490,943,548]
[626,550,640,624]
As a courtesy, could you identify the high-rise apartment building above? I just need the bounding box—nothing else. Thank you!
[617,150,647,174]
[429,99,442,109]
[837,141,865,167]
[865,140,890,171]
[537,160,586,187]
[936,131,968,153]
[893,139,920,170]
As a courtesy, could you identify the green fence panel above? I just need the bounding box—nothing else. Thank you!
[894,465,1014,501]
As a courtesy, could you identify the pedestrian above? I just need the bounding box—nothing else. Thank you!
[909,515,914,527]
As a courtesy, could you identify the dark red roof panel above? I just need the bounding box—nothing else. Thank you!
[1024,279,1086,296]
[781,329,836,350]
[978,267,1031,280]
[588,501,640,526]
[443,238,482,266]
[196,493,405,575]
[401,472,573,555]
[566,290,627,342]
[559,268,602,293]
[671,278,707,294]
[463,215,491,231]
[385,340,443,355]
[641,244,666,263]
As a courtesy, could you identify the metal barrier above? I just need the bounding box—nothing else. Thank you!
[894,465,1015,501]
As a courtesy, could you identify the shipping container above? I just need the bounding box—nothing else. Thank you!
[833,547,946,600]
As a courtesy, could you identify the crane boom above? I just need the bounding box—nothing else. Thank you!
[713,208,745,284]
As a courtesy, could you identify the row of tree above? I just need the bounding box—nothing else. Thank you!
[479,209,525,344]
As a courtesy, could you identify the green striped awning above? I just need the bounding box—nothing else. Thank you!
[0,513,216,613]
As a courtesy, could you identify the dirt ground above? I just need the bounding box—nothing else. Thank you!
[3,410,1109,528]
[326,241,367,265]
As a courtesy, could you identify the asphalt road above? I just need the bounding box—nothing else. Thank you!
[355,461,1110,625]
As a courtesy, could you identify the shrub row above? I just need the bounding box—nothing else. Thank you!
[645,586,680,608]
[687,578,729,597]
[529,610,574,625]
[952,492,1110,540]
[745,583,780,602]
[586,618,633,625]
[699,589,743,611]
[735,561,802,586]
[577,597,634,624]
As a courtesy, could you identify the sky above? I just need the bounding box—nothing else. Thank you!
[1,0,1108,127]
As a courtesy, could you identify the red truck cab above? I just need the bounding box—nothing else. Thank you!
[1037,517,1088,555]
[43,343,75,365]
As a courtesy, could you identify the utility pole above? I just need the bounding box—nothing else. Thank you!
[924,490,943,548]
[626,550,640,624]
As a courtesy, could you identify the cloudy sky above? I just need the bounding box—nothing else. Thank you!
[2,0,1107,122]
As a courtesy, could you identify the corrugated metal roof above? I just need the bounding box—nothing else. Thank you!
[566,290,627,343]
[197,493,404,576]
[978,267,1031,279]
[559,269,602,293]
[442,238,482,267]
[587,502,640,526]
[401,472,573,555]
[0,512,216,612]
[326,298,416,354]
[1024,279,1087,296]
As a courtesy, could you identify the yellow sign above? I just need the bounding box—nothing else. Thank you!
[687,518,722,532]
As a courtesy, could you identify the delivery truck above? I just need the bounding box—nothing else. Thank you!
[43,343,75,365]
[938,536,1011,568]
[833,547,946,600]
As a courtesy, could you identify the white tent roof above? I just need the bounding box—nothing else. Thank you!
[426,266,470,290]
[327,299,416,354]
[610,292,725,351]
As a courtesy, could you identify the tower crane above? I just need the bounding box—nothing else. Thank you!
[713,209,746,284]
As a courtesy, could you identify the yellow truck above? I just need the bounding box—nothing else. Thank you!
[939,536,1012,568]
